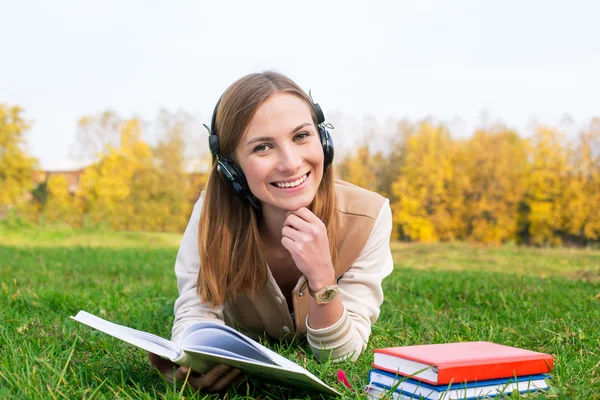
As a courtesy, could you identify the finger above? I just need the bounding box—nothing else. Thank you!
[282,225,308,243]
[208,368,243,392]
[232,371,246,387]
[148,352,174,369]
[286,210,325,238]
[197,364,232,388]
[288,207,318,222]
[283,213,313,232]
[148,353,177,381]
[176,367,205,391]
[284,217,323,242]
[281,236,301,254]
[148,352,160,365]
[175,366,193,382]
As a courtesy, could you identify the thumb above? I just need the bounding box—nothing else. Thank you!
[175,366,191,382]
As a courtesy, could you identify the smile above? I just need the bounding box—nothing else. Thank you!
[272,172,310,188]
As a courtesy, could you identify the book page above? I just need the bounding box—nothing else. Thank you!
[180,321,305,373]
[179,348,340,396]
[181,327,274,365]
[184,345,260,363]
[177,321,339,395]
[71,311,180,361]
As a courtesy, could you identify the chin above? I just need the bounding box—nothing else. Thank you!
[260,188,318,212]
[280,197,313,211]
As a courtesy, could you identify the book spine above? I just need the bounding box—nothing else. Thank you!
[438,360,553,384]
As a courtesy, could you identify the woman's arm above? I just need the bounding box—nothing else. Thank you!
[171,192,225,344]
[305,199,394,362]
[150,192,242,392]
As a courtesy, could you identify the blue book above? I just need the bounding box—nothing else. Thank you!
[368,369,550,400]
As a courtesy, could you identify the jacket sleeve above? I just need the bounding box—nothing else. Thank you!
[305,199,394,362]
[171,192,224,345]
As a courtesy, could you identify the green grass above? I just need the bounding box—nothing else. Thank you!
[0,222,182,248]
[1,229,599,399]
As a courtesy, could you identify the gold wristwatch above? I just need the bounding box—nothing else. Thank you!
[307,283,339,304]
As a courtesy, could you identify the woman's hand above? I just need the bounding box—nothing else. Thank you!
[148,352,244,392]
[281,207,335,290]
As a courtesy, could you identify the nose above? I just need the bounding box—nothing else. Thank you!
[277,144,302,173]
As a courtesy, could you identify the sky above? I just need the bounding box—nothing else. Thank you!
[2,0,600,170]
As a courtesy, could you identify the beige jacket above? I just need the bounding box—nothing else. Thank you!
[171,180,394,361]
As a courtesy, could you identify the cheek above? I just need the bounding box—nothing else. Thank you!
[242,159,270,186]
[310,142,325,169]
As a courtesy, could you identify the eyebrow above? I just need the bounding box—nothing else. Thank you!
[246,122,312,145]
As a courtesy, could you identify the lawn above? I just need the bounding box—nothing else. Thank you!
[1,227,599,399]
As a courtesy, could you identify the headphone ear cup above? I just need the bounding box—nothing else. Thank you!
[217,159,261,211]
[215,159,260,211]
[217,159,249,196]
[319,127,334,169]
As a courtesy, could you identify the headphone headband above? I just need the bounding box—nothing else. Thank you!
[208,96,223,158]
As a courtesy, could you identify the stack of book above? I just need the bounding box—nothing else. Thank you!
[365,341,554,400]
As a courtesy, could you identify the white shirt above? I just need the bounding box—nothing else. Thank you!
[171,192,394,362]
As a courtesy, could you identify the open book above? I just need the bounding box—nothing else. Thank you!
[71,311,340,396]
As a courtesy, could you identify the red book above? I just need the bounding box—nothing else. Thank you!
[372,341,554,385]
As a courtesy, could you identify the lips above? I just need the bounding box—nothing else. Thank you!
[271,172,310,188]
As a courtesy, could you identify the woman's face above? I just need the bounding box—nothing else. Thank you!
[235,92,324,213]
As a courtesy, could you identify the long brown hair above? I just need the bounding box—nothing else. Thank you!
[197,71,339,307]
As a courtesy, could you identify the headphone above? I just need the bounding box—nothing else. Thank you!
[207,92,334,212]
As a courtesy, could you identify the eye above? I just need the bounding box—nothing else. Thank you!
[293,132,310,142]
[252,144,271,153]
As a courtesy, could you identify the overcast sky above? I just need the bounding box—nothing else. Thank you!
[2,0,600,169]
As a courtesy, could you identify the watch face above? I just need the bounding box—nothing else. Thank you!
[319,287,338,303]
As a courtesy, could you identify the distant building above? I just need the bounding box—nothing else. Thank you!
[33,159,96,194]
[32,156,211,195]
[33,167,88,194]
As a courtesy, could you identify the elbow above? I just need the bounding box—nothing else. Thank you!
[308,327,368,363]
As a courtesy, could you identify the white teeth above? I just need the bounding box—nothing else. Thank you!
[275,174,307,188]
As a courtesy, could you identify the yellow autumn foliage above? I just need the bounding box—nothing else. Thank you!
[462,128,528,244]
[391,122,458,242]
[522,126,570,246]
[3,102,599,244]
[0,104,38,212]
[43,175,80,226]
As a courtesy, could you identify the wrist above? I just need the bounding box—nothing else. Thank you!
[307,269,336,292]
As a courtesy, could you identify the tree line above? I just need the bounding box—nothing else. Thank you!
[337,119,600,246]
[1,103,599,246]
[1,104,207,232]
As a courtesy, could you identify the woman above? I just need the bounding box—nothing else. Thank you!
[149,71,394,392]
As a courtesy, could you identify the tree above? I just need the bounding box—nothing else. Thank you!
[391,121,458,242]
[559,119,600,243]
[42,175,78,225]
[77,118,152,229]
[462,127,528,244]
[70,110,121,160]
[0,104,38,215]
[337,145,378,191]
[128,109,193,232]
[521,126,570,246]
[373,119,413,202]
[153,110,190,231]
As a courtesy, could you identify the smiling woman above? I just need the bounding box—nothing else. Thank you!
[237,93,325,215]
[148,71,394,392]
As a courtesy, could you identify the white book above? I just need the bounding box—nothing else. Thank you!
[365,384,414,399]
[71,310,340,396]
